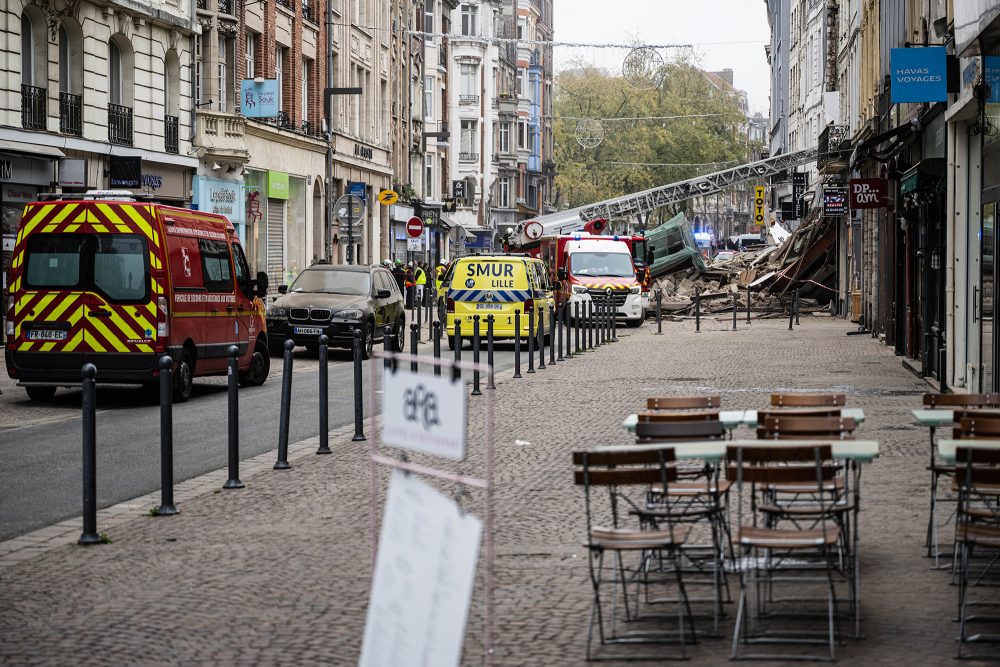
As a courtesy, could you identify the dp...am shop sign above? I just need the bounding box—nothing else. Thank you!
[890,46,947,103]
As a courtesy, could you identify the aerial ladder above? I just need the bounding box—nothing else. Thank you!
[508,146,820,248]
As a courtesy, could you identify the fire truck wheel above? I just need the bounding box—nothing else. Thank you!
[172,351,194,403]
[25,386,57,402]
[240,340,270,387]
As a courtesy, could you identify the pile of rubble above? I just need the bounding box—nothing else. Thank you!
[654,208,838,317]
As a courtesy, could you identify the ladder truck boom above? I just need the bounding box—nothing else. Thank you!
[509,147,819,248]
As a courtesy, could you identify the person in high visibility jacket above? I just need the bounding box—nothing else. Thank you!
[434,262,447,297]
[414,262,427,304]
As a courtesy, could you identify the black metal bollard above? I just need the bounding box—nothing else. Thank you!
[454,318,463,364]
[274,340,294,469]
[746,285,752,323]
[514,309,523,379]
[557,304,564,361]
[538,306,546,370]
[486,314,496,389]
[383,324,392,370]
[564,302,572,359]
[732,292,738,331]
[417,292,422,334]
[606,295,613,342]
[574,301,581,353]
[612,301,618,341]
[79,363,100,545]
[433,320,442,376]
[695,288,702,333]
[596,298,603,347]
[410,323,419,373]
[655,289,663,335]
[789,296,795,331]
[315,336,331,456]
[352,329,366,441]
[588,301,594,350]
[795,288,801,325]
[427,297,434,341]
[940,344,948,393]
[472,315,482,396]
[527,307,536,373]
[225,346,248,482]
[156,355,179,513]
[549,304,557,364]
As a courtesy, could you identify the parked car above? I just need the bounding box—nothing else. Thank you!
[265,264,405,358]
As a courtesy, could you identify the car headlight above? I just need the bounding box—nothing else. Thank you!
[572,285,589,294]
[267,305,287,317]
[337,308,364,320]
[630,285,641,294]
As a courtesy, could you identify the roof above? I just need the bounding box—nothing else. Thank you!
[303,264,371,272]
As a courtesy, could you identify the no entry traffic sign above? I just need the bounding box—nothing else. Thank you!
[406,216,424,238]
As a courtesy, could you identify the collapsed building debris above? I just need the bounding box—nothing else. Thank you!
[650,207,837,317]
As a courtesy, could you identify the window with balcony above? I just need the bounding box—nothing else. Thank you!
[108,36,134,145]
[58,21,84,136]
[461,3,477,36]
[460,119,477,161]
[424,75,434,118]
[275,46,285,112]
[517,119,527,150]
[246,32,258,79]
[302,58,310,130]
[165,49,181,153]
[218,35,235,112]
[195,35,205,107]
[459,63,478,104]
[425,153,434,196]
[21,12,47,130]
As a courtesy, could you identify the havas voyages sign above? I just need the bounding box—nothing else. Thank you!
[890,47,947,103]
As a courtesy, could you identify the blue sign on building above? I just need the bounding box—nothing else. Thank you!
[986,56,1000,104]
[240,79,280,118]
[348,181,367,201]
[890,47,948,104]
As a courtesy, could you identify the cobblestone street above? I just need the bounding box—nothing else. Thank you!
[0,317,982,665]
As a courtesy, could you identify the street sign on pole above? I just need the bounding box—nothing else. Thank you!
[377,189,398,206]
[336,194,366,265]
[406,216,424,239]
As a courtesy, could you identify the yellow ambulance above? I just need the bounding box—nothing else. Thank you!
[442,255,555,349]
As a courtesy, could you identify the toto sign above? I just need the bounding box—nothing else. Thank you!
[849,178,888,209]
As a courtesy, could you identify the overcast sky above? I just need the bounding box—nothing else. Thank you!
[552,0,771,115]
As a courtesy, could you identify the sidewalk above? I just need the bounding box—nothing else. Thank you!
[0,316,971,666]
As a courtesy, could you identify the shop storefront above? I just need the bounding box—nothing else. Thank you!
[193,175,246,241]
[243,169,308,290]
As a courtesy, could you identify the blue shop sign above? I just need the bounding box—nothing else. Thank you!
[986,56,1000,104]
[890,47,947,103]
[192,175,246,226]
[240,79,279,118]
[348,181,367,201]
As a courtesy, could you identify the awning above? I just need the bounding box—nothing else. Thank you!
[0,139,65,158]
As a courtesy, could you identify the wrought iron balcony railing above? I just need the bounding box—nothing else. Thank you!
[165,115,180,154]
[59,92,82,136]
[21,84,47,130]
[108,103,133,146]
[459,94,479,105]
[459,152,479,162]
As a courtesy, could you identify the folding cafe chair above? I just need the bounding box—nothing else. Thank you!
[648,395,722,411]
[770,393,846,408]
[633,419,732,634]
[954,446,1000,658]
[923,393,1000,560]
[728,444,844,661]
[573,446,695,661]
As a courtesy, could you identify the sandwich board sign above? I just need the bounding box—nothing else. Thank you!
[381,367,467,460]
[359,470,482,667]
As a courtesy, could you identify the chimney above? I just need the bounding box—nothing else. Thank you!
[721,68,734,86]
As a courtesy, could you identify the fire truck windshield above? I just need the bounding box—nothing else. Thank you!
[569,252,635,278]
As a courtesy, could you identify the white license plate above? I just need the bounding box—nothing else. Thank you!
[475,303,503,310]
[27,329,67,341]
[293,326,323,335]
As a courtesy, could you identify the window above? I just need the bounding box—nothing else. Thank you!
[275,47,284,110]
[515,68,523,97]
[497,177,510,208]
[232,243,252,297]
[21,14,34,87]
[498,122,510,153]
[517,119,527,149]
[110,40,122,105]
[516,17,525,40]
[199,240,233,293]
[460,119,477,153]
[25,235,83,289]
[424,75,433,117]
[195,35,204,106]
[94,236,149,301]
[218,35,229,112]
[460,63,477,95]
[246,33,257,79]
[302,58,310,123]
[461,3,477,36]
[425,153,434,194]
[58,26,70,93]
[424,0,434,36]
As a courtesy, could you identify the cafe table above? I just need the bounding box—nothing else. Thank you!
[912,409,965,564]
[742,407,866,428]
[621,410,746,435]
[935,438,1000,465]
[597,438,879,638]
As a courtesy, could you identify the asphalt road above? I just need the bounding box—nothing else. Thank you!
[0,333,535,541]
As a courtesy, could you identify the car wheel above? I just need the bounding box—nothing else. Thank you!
[393,318,406,353]
[361,321,375,359]
[25,386,56,402]
[447,334,456,351]
[240,340,270,387]
[172,351,194,403]
[626,317,644,328]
